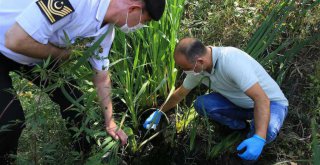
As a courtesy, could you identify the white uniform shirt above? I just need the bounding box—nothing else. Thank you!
[0,0,114,71]
[183,47,289,108]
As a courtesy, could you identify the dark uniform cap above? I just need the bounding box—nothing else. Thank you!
[144,0,166,21]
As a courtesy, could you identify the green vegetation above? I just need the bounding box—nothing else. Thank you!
[2,0,319,164]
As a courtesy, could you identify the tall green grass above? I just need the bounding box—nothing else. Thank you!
[71,0,186,159]
[245,0,320,84]
[110,0,185,133]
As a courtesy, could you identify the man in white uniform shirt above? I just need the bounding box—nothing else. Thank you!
[143,38,288,161]
[0,0,165,163]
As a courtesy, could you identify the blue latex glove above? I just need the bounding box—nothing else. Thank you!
[143,109,162,129]
[237,134,266,160]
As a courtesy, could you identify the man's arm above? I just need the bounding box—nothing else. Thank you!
[93,69,128,145]
[160,85,191,112]
[245,82,270,139]
[5,23,69,60]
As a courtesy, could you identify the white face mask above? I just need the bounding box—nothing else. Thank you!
[184,70,199,76]
[184,61,204,76]
[120,9,146,33]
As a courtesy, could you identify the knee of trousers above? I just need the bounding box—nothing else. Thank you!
[194,95,209,115]
[266,122,281,143]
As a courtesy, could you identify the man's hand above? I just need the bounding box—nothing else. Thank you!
[142,86,190,130]
[106,120,128,146]
[93,70,127,145]
[237,134,266,160]
[143,109,162,129]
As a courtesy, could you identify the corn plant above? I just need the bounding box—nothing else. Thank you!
[109,0,185,149]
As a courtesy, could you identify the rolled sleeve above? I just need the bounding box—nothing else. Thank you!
[88,27,115,71]
[182,74,202,90]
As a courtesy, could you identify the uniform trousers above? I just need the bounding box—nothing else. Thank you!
[0,53,91,164]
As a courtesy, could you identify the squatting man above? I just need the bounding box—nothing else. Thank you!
[143,38,289,161]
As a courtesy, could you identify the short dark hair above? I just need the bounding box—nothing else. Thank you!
[144,0,166,21]
[175,38,206,63]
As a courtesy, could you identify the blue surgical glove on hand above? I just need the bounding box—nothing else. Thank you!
[237,134,266,160]
[143,109,162,129]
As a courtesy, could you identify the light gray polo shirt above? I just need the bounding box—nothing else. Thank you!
[183,47,289,109]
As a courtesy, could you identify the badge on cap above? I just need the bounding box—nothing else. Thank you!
[36,0,74,24]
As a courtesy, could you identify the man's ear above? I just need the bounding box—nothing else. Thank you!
[197,57,206,65]
[128,0,144,12]
[128,5,142,13]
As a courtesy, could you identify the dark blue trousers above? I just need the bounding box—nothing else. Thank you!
[194,93,288,143]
